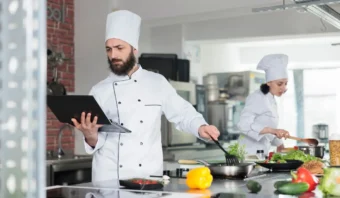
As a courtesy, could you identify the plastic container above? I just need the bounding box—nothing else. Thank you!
[329,133,340,166]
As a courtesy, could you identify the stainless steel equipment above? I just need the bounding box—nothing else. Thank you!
[312,123,329,151]
[203,71,265,101]
[313,124,329,140]
[197,160,255,178]
[161,81,199,147]
[207,100,242,141]
[297,146,325,159]
[161,115,198,146]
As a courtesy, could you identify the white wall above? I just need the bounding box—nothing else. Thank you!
[74,0,116,95]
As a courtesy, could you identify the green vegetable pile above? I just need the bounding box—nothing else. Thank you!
[227,143,246,161]
[318,167,340,196]
[272,150,322,163]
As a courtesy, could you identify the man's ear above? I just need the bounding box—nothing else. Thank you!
[133,48,138,56]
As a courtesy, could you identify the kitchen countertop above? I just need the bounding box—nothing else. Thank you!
[46,169,325,197]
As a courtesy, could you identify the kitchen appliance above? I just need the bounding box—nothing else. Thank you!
[207,100,243,141]
[297,146,325,159]
[203,74,220,102]
[203,71,265,101]
[195,84,208,120]
[312,124,329,151]
[138,53,190,82]
[161,81,198,147]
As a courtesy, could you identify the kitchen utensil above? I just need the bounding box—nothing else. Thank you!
[196,160,255,178]
[209,134,239,166]
[288,136,319,146]
[47,65,66,96]
[255,160,304,172]
[178,159,255,178]
[297,146,325,159]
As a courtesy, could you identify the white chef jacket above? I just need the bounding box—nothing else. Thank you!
[83,65,207,182]
[237,89,283,155]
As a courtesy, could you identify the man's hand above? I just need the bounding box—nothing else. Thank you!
[277,144,284,152]
[272,129,290,139]
[198,125,220,141]
[71,112,103,147]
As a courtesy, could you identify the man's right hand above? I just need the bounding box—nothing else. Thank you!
[71,112,103,147]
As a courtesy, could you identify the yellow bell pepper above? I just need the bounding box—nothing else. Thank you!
[186,167,213,189]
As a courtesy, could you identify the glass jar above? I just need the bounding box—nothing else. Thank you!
[329,133,340,166]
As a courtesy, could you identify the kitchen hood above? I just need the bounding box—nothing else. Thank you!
[252,0,340,29]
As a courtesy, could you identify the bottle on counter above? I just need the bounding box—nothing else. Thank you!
[329,133,340,166]
[256,150,264,160]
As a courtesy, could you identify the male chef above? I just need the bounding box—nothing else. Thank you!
[71,10,220,182]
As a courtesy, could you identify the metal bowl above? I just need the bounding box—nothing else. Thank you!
[297,146,325,158]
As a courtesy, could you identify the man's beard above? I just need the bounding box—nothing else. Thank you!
[108,50,136,76]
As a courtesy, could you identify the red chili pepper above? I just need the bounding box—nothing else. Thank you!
[268,152,274,160]
[294,146,298,150]
[291,167,319,192]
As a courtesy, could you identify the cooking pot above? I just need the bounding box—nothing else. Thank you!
[297,146,325,159]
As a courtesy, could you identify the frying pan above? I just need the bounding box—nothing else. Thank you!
[178,160,255,178]
[48,65,66,96]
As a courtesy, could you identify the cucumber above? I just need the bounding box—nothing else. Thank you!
[274,180,291,189]
[277,182,309,195]
[246,180,262,193]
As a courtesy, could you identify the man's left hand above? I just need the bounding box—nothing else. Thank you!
[198,125,220,141]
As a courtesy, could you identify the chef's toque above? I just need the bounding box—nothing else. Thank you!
[257,54,289,82]
[105,10,141,50]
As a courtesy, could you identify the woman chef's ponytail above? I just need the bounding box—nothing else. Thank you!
[260,84,270,94]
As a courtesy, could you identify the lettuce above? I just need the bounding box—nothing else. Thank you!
[318,167,340,196]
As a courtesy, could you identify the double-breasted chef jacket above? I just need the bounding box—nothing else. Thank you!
[237,89,283,155]
[84,65,207,182]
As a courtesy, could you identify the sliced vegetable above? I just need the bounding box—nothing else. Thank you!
[277,182,309,195]
[130,178,159,185]
[318,167,340,196]
[186,167,213,190]
[291,167,318,192]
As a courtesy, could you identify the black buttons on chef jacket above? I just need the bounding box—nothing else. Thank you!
[120,143,123,146]
[120,123,123,126]
[118,101,121,104]
[134,80,137,82]
[138,99,141,102]
[139,164,142,167]
[120,165,123,168]
[114,83,117,86]
[140,120,143,123]
[140,142,143,145]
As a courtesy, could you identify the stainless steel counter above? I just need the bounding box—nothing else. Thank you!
[47,170,325,197]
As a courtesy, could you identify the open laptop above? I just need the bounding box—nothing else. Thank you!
[47,95,131,133]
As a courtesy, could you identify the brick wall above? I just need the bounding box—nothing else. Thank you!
[46,0,75,152]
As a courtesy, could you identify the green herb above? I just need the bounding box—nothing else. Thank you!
[227,143,247,161]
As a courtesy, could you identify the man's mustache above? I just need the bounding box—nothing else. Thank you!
[111,58,123,63]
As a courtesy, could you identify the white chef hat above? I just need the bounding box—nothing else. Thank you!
[105,10,141,50]
[257,54,289,82]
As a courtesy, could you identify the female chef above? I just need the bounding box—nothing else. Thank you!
[237,54,290,155]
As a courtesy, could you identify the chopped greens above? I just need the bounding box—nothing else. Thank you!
[227,143,247,161]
